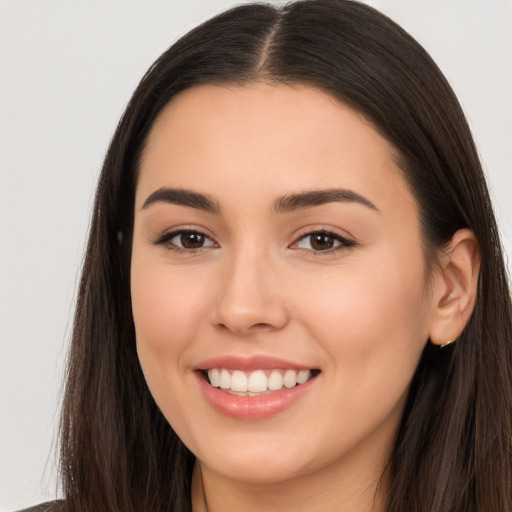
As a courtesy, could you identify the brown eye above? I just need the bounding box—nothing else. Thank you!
[179,232,206,249]
[310,233,336,251]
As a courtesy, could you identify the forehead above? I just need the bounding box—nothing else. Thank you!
[136,82,413,216]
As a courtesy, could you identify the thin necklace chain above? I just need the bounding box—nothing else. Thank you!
[200,465,209,512]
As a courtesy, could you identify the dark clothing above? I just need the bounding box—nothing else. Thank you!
[16,501,62,512]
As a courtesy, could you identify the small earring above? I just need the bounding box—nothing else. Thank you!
[440,340,455,349]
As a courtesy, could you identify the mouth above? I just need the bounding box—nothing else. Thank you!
[200,368,320,396]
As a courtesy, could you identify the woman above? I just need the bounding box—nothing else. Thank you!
[22,1,512,511]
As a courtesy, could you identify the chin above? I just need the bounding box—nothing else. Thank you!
[202,453,311,485]
[191,428,328,484]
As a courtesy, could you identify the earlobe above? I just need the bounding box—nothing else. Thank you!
[429,229,481,346]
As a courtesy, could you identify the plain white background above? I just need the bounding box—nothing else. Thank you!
[1,1,510,510]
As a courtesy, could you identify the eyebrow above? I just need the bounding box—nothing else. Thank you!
[141,187,220,213]
[141,186,379,215]
[273,188,379,213]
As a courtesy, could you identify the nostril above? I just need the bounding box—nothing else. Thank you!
[215,321,275,334]
[251,322,273,329]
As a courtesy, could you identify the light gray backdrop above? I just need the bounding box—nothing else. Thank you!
[1,1,510,510]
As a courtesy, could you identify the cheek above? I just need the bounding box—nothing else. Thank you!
[290,259,430,453]
[294,250,430,392]
[304,245,428,336]
[132,278,188,359]
[130,258,215,433]
[130,251,213,399]
[131,255,210,346]
[312,275,428,348]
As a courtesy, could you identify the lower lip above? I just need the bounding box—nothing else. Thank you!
[195,372,318,420]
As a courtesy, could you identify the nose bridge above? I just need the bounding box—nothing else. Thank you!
[213,239,288,334]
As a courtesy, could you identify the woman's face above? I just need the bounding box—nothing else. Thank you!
[131,83,437,484]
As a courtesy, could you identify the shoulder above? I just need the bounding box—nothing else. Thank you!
[16,501,63,512]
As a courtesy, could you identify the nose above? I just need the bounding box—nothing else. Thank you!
[210,247,289,336]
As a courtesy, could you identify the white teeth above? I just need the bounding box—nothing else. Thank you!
[219,369,231,389]
[248,370,267,392]
[297,369,310,384]
[231,370,248,392]
[267,370,284,391]
[208,368,220,387]
[283,369,297,388]
[206,368,313,393]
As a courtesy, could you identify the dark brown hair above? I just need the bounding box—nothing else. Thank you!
[59,1,512,511]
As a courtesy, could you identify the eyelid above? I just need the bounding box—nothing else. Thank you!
[292,224,354,239]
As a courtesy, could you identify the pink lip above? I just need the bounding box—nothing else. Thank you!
[194,355,319,420]
[196,355,312,372]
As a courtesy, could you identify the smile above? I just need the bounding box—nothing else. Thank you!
[206,368,315,395]
[195,356,320,419]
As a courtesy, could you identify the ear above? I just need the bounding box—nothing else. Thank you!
[429,229,481,346]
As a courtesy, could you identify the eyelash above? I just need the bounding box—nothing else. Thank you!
[153,229,356,255]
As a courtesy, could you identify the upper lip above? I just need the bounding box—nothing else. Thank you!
[196,355,316,372]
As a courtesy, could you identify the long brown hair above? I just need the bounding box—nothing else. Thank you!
[59,1,512,510]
